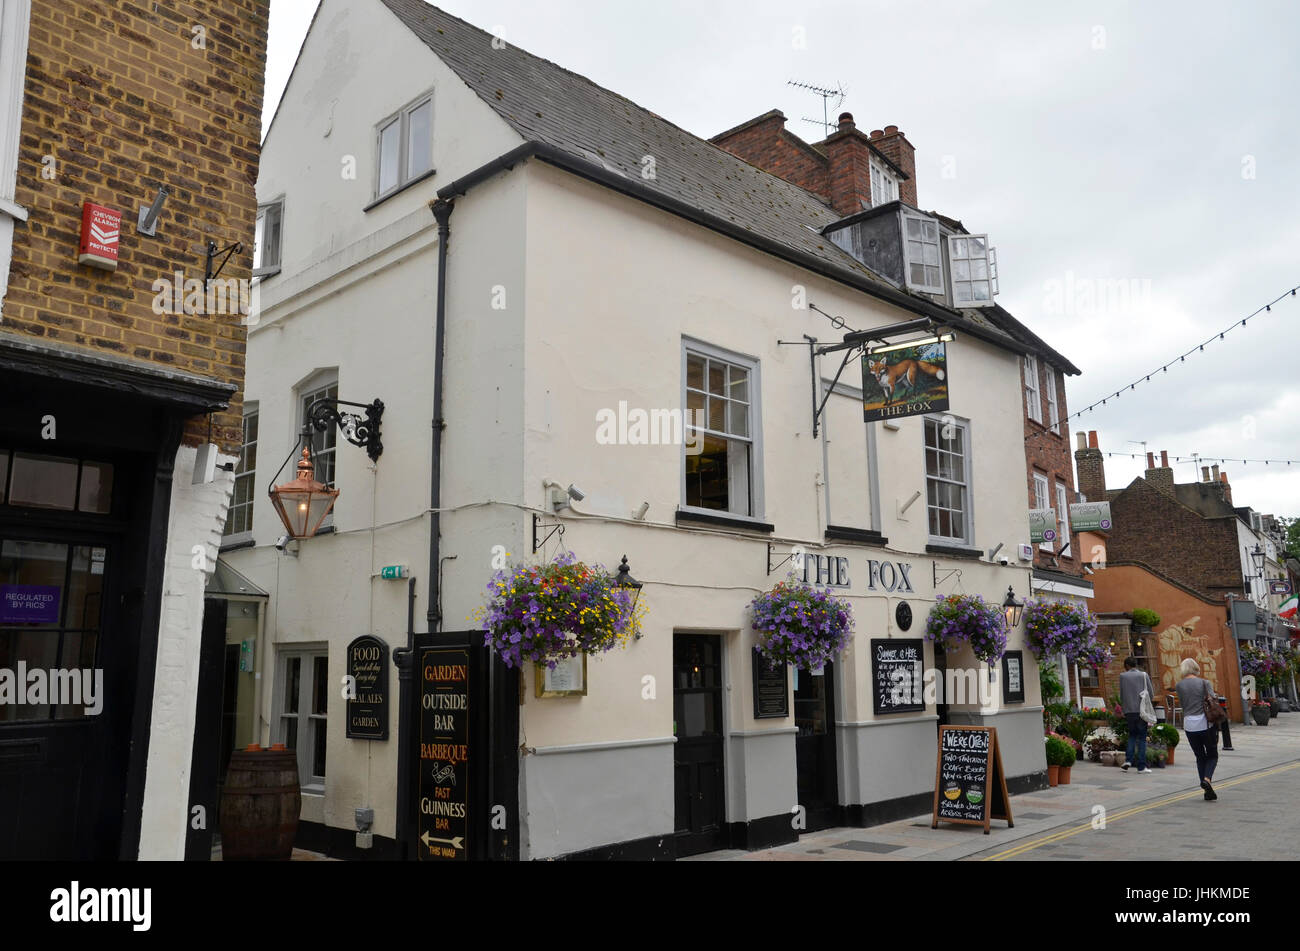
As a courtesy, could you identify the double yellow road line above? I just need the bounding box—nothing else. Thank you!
[982,761,1300,861]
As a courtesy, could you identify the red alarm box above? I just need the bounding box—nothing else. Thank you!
[78,202,121,270]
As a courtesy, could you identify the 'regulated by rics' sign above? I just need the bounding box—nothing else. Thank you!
[0,585,61,623]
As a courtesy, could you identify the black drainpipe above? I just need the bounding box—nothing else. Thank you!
[428,198,453,633]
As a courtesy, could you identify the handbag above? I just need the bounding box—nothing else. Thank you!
[1139,688,1157,726]
[1202,679,1226,725]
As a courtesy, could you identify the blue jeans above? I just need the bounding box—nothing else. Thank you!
[1125,713,1149,769]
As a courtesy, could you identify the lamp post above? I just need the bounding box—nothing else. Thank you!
[267,397,383,540]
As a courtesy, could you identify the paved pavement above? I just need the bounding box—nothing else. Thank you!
[687,712,1300,861]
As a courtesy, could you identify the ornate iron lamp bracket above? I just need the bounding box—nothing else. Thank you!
[204,239,243,292]
[532,513,564,553]
[306,397,385,461]
[932,561,962,590]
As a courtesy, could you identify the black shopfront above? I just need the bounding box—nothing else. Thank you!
[0,336,234,859]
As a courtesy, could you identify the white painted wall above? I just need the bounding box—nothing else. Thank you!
[138,444,237,859]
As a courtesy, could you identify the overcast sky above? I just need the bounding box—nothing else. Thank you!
[263,0,1300,517]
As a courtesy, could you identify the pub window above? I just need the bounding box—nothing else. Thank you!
[1034,473,1051,552]
[275,648,329,789]
[375,91,433,199]
[1055,481,1071,559]
[1078,664,1101,691]
[223,407,258,539]
[1044,364,1060,432]
[924,416,970,545]
[253,199,283,276]
[682,341,761,519]
[1024,355,1042,423]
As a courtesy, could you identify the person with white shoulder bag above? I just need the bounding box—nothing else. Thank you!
[1119,656,1157,773]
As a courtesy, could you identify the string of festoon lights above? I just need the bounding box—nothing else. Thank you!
[1027,281,1300,446]
[1098,452,1300,467]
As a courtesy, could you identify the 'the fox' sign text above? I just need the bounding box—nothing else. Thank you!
[78,202,121,271]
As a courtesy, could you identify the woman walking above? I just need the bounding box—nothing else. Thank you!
[1175,658,1219,801]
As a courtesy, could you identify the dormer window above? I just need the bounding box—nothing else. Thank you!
[870,159,897,207]
[948,234,998,307]
[902,212,943,293]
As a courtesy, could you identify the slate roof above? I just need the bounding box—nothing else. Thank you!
[380,0,1054,359]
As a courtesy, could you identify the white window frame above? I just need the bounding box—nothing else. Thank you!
[902,212,944,293]
[1044,364,1059,432]
[222,404,258,542]
[297,369,339,530]
[924,415,972,546]
[252,198,283,276]
[870,158,897,208]
[1034,473,1052,552]
[374,90,434,200]
[680,338,764,522]
[1024,355,1043,424]
[1056,481,1072,559]
[947,233,997,307]
[0,0,32,216]
[273,645,329,792]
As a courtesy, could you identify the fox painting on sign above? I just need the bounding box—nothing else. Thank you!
[862,343,950,422]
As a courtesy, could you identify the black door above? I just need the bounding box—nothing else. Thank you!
[673,634,726,856]
[794,661,838,832]
[0,530,124,859]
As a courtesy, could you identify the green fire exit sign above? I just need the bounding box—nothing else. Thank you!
[380,565,409,580]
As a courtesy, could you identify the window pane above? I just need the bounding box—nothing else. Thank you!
[283,716,298,752]
[728,400,749,438]
[312,719,327,778]
[64,546,105,631]
[728,368,748,403]
[707,362,725,396]
[78,462,113,514]
[407,100,432,178]
[0,540,69,627]
[312,655,328,715]
[906,217,922,238]
[285,657,301,714]
[708,396,726,432]
[687,354,705,390]
[378,119,400,193]
[264,206,282,268]
[0,630,58,720]
[0,451,6,502]
[252,211,266,270]
[954,259,970,281]
[9,454,78,510]
[685,433,729,511]
[686,389,704,414]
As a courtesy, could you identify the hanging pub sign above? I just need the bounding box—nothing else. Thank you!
[78,201,121,271]
[861,342,950,423]
[1029,508,1057,544]
[1069,501,1113,532]
[752,648,790,719]
[345,635,388,740]
[1269,580,1291,596]
[932,725,1013,834]
[871,638,925,714]
[419,648,470,861]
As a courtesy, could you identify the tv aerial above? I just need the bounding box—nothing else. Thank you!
[788,79,847,137]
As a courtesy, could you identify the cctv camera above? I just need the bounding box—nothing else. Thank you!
[275,534,290,551]
[997,555,1010,567]
[566,484,585,502]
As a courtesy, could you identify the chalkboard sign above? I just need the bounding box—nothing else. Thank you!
[419,648,470,861]
[1001,650,1025,704]
[931,726,1013,834]
[752,648,789,719]
[871,638,925,715]
[345,635,389,740]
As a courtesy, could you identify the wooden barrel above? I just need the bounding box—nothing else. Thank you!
[219,745,301,861]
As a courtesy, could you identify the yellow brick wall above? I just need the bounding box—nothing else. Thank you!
[6,0,269,454]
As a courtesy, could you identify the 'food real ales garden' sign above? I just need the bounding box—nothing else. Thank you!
[419,648,470,861]
[345,635,388,740]
[932,725,1013,834]
[861,342,950,423]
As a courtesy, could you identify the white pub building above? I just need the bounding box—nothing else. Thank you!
[226,0,1062,859]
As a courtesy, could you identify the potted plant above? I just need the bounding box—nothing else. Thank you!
[477,551,643,669]
[1055,735,1079,784]
[1131,607,1161,633]
[1147,740,1167,768]
[749,578,854,670]
[1151,723,1179,765]
[1251,698,1272,726]
[1044,735,1073,786]
[1083,726,1120,763]
[925,594,1008,663]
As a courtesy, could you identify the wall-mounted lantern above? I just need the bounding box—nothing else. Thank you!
[268,397,384,540]
[1002,586,1024,629]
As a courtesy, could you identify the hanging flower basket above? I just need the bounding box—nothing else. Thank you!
[1023,599,1100,662]
[749,580,854,670]
[925,594,1008,663]
[475,551,643,669]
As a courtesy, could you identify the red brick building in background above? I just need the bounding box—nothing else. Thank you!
[0,0,269,859]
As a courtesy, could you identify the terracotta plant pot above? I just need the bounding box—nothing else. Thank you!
[1166,747,1175,766]
[1058,765,1072,785]
[1047,764,1060,787]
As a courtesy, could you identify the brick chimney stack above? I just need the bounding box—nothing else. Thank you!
[870,125,917,206]
[1219,471,1232,504]
[823,112,875,216]
[1075,430,1107,502]
[1145,449,1175,496]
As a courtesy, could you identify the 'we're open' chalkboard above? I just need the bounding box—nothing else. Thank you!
[931,726,1013,834]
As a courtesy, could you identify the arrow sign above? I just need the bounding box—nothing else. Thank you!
[421,831,464,850]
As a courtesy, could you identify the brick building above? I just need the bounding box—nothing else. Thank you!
[1074,432,1248,721]
[0,0,268,859]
